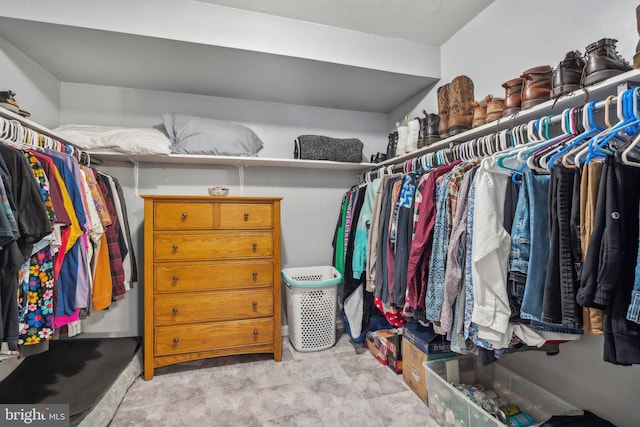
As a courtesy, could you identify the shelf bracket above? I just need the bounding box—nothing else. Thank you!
[236,162,245,196]
[128,159,140,197]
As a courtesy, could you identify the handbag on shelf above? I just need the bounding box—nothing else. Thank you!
[294,135,364,163]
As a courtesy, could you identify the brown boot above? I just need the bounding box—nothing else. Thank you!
[471,101,486,128]
[582,38,631,86]
[501,78,523,117]
[485,95,504,123]
[437,84,450,139]
[635,6,640,68]
[520,65,552,110]
[447,75,474,136]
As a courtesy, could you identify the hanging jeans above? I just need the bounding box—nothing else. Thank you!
[542,165,582,328]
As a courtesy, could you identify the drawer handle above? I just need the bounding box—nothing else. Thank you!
[252,301,257,312]
[252,242,257,252]
[173,337,179,345]
[172,275,179,282]
[172,307,179,315]
[181,212,188,220]
[172,244,179,252]
[253,329,258,337]
[252,271,258,280]
[244,213,249,221]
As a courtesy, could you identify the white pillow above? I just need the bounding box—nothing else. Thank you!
[54,124,172,155]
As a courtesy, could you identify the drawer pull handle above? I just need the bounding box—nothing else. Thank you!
[252,271,258,280]
[244,213,249,221]
[252,301,257,311]
[252,243,257,252]
[172,244,179,252]
[173,337,179,345]
[181,212,188,220]
[172,275,179,282]
[253,329,258,337]
[172,307,179,315]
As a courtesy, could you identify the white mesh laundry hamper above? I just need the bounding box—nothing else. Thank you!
[281,266,341,352]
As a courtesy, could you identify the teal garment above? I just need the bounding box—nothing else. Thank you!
[352,178,381,280]
[334,191,350,277]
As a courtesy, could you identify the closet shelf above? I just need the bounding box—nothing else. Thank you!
[372,68,640,170]
[90,152,376,171]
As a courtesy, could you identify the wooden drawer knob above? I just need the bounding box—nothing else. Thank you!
[253,329,258,337]
[244,213,249,221]
[173,337,179,344]
[172,307,179,315]
[252,301,258,312]
[181,212,188,220]
[252,271,258,280]
[252,242,257,252]
[172,244,179,252]
[172,275,179,282]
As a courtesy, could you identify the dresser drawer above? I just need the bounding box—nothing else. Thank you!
[155,202,214,229]
[154,233,273,261]
[219,203,273,229]
[155,318,274,356]
[155,289,273,326]
[155,261,273,292]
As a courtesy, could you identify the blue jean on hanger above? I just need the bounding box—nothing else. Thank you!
[627,206,640,324]
[515,171,583,334]
[520,171,551,322]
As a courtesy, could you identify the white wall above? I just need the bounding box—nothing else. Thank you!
[62,83,387,336]
[387,1,640,426]
[390,0,638,127]
[0,36,60,128]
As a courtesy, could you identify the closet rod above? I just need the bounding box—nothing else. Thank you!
[361,85,636,180]
[0,107,81,150]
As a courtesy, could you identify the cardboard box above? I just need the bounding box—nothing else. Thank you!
[401,323,455,404]
[365,329,403,373]
[365,331,388,366]
[384,330,402,374]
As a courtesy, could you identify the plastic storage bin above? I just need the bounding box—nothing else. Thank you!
[425,356,582,427]
[282,266,341,352]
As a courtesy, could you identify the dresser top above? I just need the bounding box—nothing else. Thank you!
[140,195,283,201]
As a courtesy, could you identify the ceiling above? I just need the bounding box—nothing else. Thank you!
[196,0,494,45]
[0,1,494,113]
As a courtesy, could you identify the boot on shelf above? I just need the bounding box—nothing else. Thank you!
[471,101,486,128]
[437,84,450,139]
[501,77,524,117]
[582,38,632,86]
[406,115,420,153]
[520,65,552,110]
[447,75,475,136]
[395,121,408,157]
[551,51,586,98]
[485,95,504,123]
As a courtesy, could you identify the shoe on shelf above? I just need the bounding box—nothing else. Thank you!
[485,95,504,123]
[447,75,475,136]
[437,84,450,139]
[551,51,586,98]
[582,38,632,86]
[501,77,524,117]
[471,101,486,128]
[418,111,441,148]
[520,65,552,110]
[0,90,19,114]
[0,90,31,117]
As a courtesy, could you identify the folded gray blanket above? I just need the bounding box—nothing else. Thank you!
[294,135,363,163]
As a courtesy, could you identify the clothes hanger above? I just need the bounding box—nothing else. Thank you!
[621,92,640,167]
[585,88,639,163]
[561,101,604,168]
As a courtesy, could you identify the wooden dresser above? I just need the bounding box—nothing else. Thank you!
[141,195,282,380]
